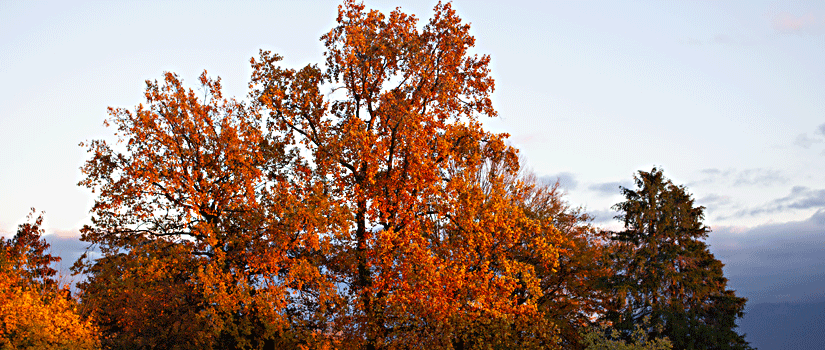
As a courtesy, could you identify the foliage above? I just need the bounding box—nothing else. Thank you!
[65,1,756,349]
[518,175,615,349]
[76,0,570,348]
[1,210,61,291]
[76,68,337,349]
[250,1,566,348]
[580,318,672,350]
[606,168,753,350]
[0,210,99,350]
[78,240,213,349]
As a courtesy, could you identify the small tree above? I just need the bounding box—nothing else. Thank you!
[506,173,613,349]
[606,168,753,350]
[0,210,99,349]
[581,317,672,350]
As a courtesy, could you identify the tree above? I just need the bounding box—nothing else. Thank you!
[76,71,338,349]
[606,168,753,350]
[515,175,614,349]
[78,240,214,349]
[78,1,567,348]
[249,1,564,348]
[0,210,99,350]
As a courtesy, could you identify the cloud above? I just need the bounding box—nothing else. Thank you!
[691,168,731,186]
[708,209,825,303]
[776,186,825,210]
[539,172,578,191]
[692,168,787,187]
[698,193,732,207]
[677,37,702,45]
[794,133,821,149]
[772,12,825,35]
[713,34,736,45]
[722,186,825,219]
[588,180,633,197]
[792,125,825,153]
[732,168,787,187]
[587,208,621,224]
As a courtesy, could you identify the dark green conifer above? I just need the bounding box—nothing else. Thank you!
[607,168,754,350]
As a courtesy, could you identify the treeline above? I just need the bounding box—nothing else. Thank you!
[0,1,753,349]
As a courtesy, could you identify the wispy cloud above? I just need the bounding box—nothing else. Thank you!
[721,186,825,219]
[539,172,578,191]
[691,168,788,188]
[588,180,633,197]
[677,37,702,45]
[772,12,825,35]
[677,33,751,46]
[733,169,787,187]
[772,186,825,211]
[792,124,825,153]
[713,33,737,45]
[794,133,821,149]
[698,193,733,207]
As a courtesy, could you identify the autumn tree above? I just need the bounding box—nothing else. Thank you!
[76,71,339,349]
[512,174,614,349]
[436,160,564,349]
[0,210,99,349]
[77,1,568,348]
[605,168,753,350]
[249,1,564,348]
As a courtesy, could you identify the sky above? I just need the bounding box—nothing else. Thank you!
[1,0,824,306]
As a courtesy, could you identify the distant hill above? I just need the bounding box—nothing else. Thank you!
[737,301,825,350]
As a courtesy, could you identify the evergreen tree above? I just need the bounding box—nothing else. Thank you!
[607,168,753,350]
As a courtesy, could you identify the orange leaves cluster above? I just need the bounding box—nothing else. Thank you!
[78,68,337,348]
[74,1,608,349]
[0,283,99,350]
[0,211,99,350]
[247,2,570,346]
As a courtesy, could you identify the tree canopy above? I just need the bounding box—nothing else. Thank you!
[23,2,756,349]
[606,168,753,350]
[0,210,99,349]
[75,1,568,348]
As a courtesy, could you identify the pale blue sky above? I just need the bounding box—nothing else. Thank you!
[1,0,824,305]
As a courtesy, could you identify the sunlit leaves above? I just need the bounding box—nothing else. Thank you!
[248,1,565,348]
[74,1,578,348]
[0,211,99,350]
[77,68,337,348]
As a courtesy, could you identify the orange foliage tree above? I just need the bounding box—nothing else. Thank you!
[0,210,99,349]
[249,1,565,348]
[76,72,339,349]
[77,1,572,349]
[515,176,614,349]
